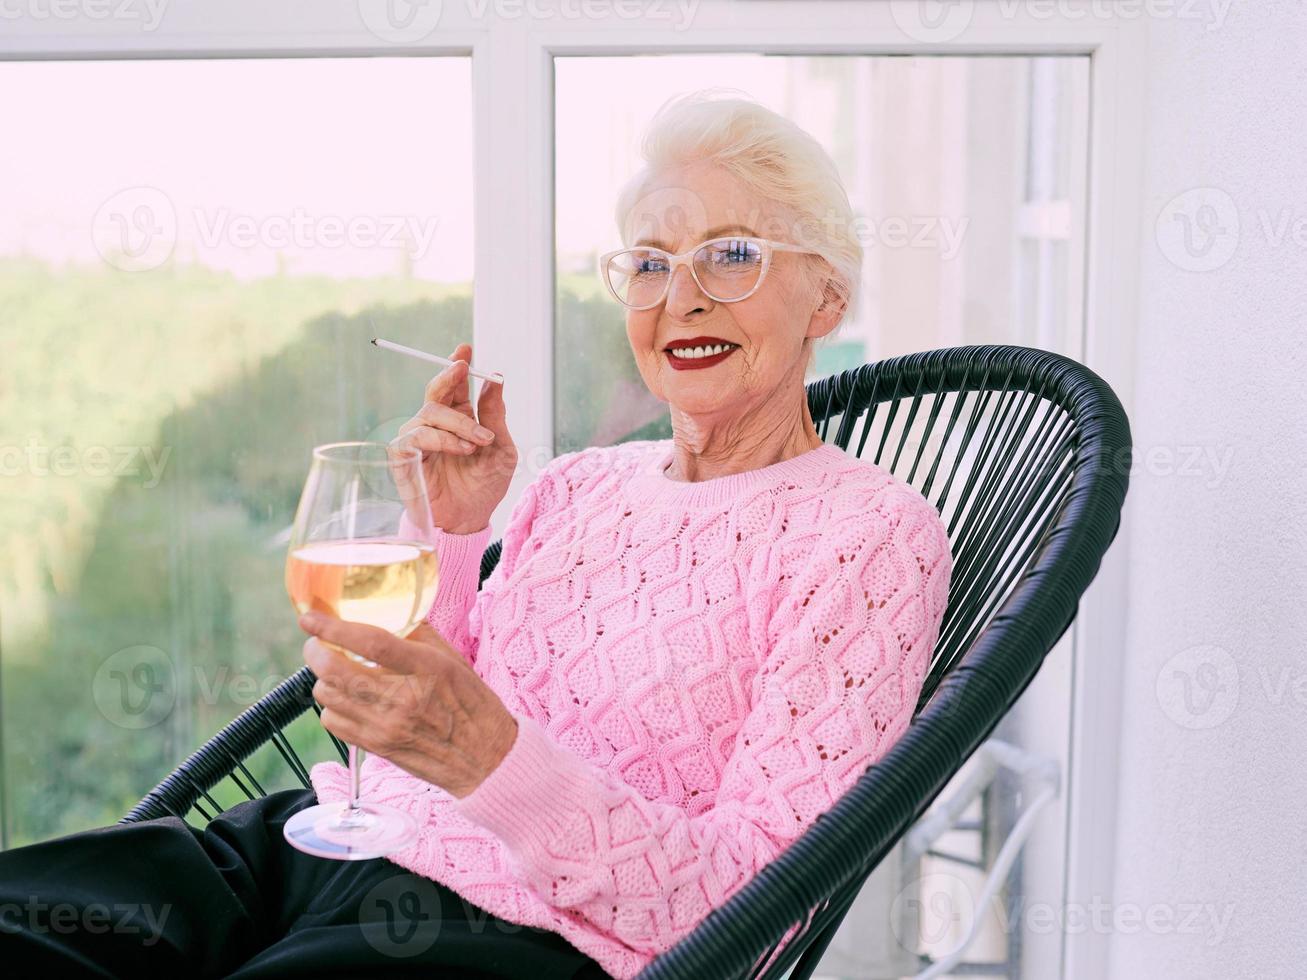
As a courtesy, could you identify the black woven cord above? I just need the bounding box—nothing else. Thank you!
[119,345,1130,980]
[120,667,318,823]
[636,346,1130,980]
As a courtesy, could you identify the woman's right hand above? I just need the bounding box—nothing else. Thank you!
[394,343,517,535]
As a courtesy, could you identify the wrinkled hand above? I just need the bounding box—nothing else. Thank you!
[392,343,517,535]
[299,610,518,799]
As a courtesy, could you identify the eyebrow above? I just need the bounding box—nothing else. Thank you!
[633,224,758,250]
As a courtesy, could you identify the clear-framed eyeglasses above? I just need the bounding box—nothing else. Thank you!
[597,236,824,310]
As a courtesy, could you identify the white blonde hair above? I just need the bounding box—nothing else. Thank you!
[614,88,863,337]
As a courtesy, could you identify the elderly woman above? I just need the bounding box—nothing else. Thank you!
[0,92,951,979]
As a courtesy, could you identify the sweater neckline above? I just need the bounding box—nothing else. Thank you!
[623,439,847,508]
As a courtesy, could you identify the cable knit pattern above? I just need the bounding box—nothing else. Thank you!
[310,438,953,978]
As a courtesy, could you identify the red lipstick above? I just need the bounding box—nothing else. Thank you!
[663,336,741,372]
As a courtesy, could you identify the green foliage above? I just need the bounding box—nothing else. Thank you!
[0,259,469,845]
[554,287,671,452]
[0,257,837,846]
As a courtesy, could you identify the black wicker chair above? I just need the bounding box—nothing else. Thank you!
[123,344,1132,980]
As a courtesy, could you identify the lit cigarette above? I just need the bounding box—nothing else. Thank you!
[369,336,505,385]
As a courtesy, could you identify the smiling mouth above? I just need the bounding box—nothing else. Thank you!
[664,342,741,359]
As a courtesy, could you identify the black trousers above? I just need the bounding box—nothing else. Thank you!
[0,789,612,979]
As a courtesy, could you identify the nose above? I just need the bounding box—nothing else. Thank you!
[664,264,713,318]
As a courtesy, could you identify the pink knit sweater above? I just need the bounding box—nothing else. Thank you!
[310,437,953,978]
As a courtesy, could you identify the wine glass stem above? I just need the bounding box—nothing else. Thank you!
[344,743,366,825]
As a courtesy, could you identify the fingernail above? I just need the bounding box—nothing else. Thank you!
[457,438,474,451]
[474,426,495,442]
[299,611,321,629]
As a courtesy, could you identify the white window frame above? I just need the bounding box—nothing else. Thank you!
[1,5,1146,977]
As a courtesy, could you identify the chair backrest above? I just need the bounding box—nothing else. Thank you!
[123,345,1131,980]
[634,345,1131,979]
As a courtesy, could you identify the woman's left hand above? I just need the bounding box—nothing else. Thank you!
[298,610,518,799]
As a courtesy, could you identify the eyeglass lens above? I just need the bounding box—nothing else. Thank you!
[606,238,764,307]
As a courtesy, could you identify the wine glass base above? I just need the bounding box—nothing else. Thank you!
[283,801,420,861]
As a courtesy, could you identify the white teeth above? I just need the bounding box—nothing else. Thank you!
[669,343,738,359]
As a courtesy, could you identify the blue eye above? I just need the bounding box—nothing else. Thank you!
[703,239,761,268]
[624,249,669,276]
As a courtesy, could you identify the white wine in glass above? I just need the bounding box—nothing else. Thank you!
[286,540,439,645]
[281,440,440,860]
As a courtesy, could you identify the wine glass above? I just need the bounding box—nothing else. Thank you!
[281,440,440,860]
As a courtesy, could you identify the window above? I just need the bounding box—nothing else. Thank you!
[555,54,1088,453]
[1,12,1133,977]
[0,56,473,846]
[554,52,1089,978]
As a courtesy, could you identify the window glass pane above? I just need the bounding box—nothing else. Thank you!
[0,57,472,846]
[554,54,1088,980]
[555,54,1086,451]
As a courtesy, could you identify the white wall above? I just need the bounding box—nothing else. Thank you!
[1108,3,1307,977]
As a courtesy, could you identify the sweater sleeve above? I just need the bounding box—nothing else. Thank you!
[451,485,954,956]
[398,455,571,669]
[410,522,494,666]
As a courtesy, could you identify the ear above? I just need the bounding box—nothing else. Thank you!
[807,275,849,341]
